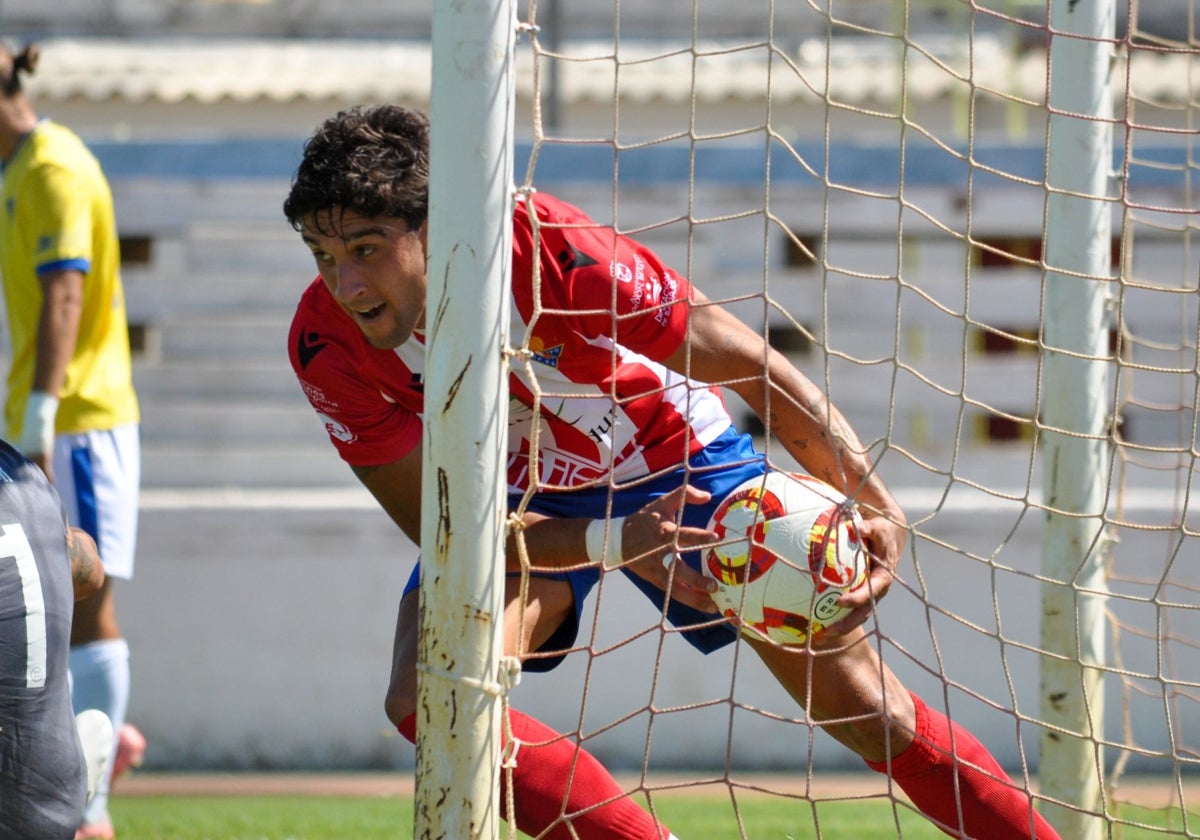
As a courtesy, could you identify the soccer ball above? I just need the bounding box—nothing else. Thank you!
[704,470,869,645]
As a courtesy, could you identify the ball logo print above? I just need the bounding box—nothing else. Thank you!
[705,483,788,585]
[809,504,864,589]
[704,470,868,645]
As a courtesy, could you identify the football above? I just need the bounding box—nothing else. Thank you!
[704,470,869,645]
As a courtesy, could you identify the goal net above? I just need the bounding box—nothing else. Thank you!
[424,0,1199,836]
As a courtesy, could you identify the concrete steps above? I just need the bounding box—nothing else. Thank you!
[134,359,301,401]
[125,269,316,320]
[140,442,356,489]
[152,313,293,361]
[140,398,320,445]
[111,178,332,488]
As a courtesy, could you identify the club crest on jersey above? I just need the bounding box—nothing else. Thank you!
[529,338,564,368]
[610,261,634,284]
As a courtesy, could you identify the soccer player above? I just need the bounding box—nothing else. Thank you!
[285,104,1061,840]
[0,438,115,840]
[0,42,145,839]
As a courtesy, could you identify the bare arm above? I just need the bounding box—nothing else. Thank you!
[350,446,425,546]
[23,268,84,477]
[513,485,720,613]
[664,288,908,627]
[67,526,104,600]
[34,268,84,395]
[353,444,719,613]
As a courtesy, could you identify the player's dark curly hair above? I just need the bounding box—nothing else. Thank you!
[283,104,430,234]
[0,42,40,97]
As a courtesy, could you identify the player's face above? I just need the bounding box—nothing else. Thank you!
[301,208,428,349]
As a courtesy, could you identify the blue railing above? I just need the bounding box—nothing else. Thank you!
[89,137,1191,189]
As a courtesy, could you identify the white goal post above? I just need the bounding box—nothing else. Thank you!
[1038,0,1116,835]
[418,0,517,838]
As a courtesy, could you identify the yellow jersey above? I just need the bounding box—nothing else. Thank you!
[0,120,139,437]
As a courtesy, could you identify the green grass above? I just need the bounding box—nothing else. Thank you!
[108,795,945,839]
[109,793,1194,839]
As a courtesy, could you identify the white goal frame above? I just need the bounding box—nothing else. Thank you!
[418,0,517,837]
[421,1,1200,837]
[1038,0,1116,836]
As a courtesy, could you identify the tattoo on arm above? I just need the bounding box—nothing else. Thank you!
[67,529,102,595]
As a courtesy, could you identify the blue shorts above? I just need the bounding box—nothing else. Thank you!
[403,427,768,672]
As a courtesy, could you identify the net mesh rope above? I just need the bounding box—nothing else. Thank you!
[495,1,1200,836]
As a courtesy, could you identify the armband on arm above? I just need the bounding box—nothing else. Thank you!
[17,391,58,457]
[585,517,626,569]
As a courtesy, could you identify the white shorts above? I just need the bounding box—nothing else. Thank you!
[52,424,141,580]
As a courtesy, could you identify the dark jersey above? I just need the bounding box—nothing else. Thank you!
[0,441,86,840]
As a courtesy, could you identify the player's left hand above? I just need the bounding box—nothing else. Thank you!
[825,506,908,635]
[621,484,721,614]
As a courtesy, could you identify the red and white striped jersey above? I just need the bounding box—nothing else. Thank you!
[288,192,732,494]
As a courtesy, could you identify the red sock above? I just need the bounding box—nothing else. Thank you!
[866,692,1060,839]
[397,710,670,840]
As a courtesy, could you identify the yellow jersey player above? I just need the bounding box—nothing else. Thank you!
[0,42,144,840]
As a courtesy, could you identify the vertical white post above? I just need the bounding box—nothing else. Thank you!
[1038,0,1116,836]
[420,1,516,838]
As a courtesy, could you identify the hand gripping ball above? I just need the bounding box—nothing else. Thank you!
[704,470,868,645]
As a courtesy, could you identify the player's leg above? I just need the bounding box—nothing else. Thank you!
[387,573,679,840]
[747,630,1060,839]
[55,427,141,839]
[69,581,128,839]
[745,628,914,760]
[0,710,95,840]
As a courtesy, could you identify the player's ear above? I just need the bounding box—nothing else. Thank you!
[418,221,429,260]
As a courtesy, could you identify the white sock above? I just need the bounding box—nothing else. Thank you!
[75,710,114,804]
[71,638,130,823]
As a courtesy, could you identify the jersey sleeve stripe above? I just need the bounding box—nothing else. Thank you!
[35,257,91,276]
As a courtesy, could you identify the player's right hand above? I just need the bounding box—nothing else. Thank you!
[621,484,721,614]
[825,505,907,635]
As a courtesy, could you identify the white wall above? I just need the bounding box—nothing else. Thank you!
[125,490,1198,773]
